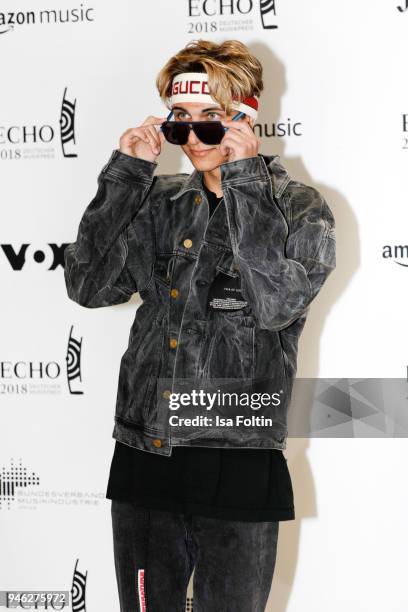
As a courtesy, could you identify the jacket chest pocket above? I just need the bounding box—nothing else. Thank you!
[215,247,239,275]
[153,253,175,287]
[196,315,255,380]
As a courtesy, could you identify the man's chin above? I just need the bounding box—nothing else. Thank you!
[189,154,227,170]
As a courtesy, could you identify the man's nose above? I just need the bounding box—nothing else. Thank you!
[187,126,200,145]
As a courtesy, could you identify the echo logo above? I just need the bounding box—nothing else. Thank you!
[187,0,278,29]
[0,87,77,159]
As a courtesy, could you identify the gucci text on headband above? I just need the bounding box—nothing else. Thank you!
[165,71,259,121]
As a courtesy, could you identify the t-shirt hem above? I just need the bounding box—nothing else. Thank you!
[105,490,295,522]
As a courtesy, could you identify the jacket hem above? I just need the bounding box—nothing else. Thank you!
[170,437,287,451]
[112,419,173,456]
[112,416,288,453]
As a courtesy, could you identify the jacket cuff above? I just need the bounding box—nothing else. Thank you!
[101,149,158,184]
[220,154,268,185]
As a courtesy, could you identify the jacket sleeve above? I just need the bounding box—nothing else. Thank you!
[64,149,157,308]
[221,154,336,331]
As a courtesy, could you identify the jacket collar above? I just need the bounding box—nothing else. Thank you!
[169,154,290,201]
[169,165,204,201]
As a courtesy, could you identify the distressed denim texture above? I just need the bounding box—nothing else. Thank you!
[111,499,279,612]
[64,149,336,455]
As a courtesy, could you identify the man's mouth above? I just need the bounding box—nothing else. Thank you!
[190,149,214,157]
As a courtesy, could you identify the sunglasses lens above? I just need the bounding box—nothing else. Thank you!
[194,122,225,145]
[161,122,189,145]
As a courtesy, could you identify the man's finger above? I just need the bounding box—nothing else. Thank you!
[220,132,247,146]
[221,120,253,133]
[145,125,161,149]
[142,116,169,127]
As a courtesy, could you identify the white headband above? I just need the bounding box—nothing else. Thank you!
[165,71,259,120]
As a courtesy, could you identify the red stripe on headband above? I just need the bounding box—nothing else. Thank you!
[232,95,258,110]
[241,96,258,110]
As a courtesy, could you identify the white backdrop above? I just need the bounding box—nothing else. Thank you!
[1,1,408,610]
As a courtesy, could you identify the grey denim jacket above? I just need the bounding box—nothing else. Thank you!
[64,149,336,456]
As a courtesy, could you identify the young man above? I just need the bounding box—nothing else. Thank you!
[64,39,336,611]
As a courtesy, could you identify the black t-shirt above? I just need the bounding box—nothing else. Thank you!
[105,179,295,522]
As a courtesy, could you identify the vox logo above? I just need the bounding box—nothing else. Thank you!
[0,242,69,270]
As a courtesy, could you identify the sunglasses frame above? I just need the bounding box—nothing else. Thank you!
[160,110,246,145]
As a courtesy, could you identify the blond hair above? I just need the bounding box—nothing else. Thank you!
[156,39,263,115]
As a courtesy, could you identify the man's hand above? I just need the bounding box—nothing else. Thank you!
[219,119,260,162]
[119,116,167,162]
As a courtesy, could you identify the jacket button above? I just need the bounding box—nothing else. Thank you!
[152,438,162,448]
[170,288,179,298]
[232,264,239,272]
[194,195,202,204]
[162,389,171,399]
[183,238,193,248]
[170,338,178,349]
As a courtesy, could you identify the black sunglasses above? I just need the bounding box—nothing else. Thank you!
[160,110,245,145]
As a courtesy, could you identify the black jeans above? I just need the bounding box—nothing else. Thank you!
[111,499,280,612]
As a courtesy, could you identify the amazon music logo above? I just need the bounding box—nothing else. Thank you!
[0,325,84,396]
[254,117,303,138]
[0,87,77,160]
[382,244,408,267]
[187,0,278,34]
[0,5,95,36]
